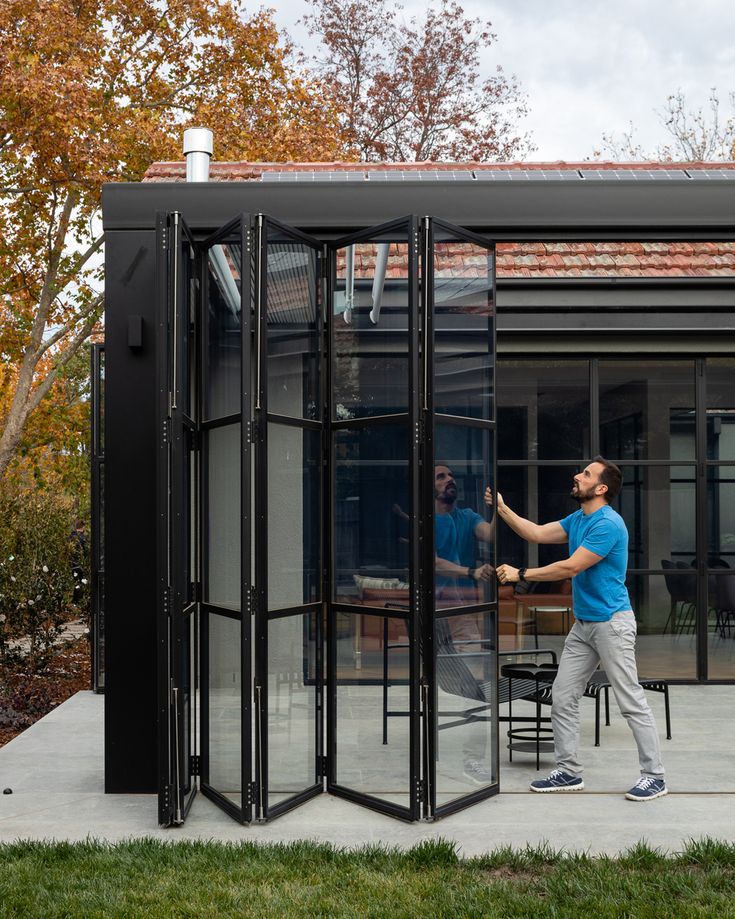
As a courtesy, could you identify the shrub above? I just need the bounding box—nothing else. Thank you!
[0,482,86,671]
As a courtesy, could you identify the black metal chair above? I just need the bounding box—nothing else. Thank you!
[661,559,696,634]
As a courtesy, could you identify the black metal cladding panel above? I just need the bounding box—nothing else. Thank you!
[687,169,735,180]
[579,169,691,181]
[474,169,581,181]
[104,229,159,793]
[102,181,735,236]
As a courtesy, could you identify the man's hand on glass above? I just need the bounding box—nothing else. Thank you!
[484,487,505,511]
[496,564,520,584]
[472,563,495,581]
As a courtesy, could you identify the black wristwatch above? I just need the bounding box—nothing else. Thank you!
[518,567,528,584]
[468,567,476,580]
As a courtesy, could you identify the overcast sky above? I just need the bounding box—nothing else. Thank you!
[267,0,735,161]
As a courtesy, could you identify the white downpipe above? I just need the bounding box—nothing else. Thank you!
[370,243,390,325]
[343,245,355,324]
[183,127,213,182]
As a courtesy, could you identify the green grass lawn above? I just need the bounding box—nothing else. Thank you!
[1,838,734,918]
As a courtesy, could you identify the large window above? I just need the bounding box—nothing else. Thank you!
[497,357,733,681]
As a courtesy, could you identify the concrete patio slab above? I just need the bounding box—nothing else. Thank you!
[0,690,733,856]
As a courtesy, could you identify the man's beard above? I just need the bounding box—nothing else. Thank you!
[436,484,457,506]
[571,482,597,504]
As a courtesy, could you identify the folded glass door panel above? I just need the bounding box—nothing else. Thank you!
[156,212,199,826]
[422,218,499,819]
[199,215,252,823]
[254,216,324,819]
[327,219,421,821]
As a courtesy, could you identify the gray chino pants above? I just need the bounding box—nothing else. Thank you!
[551,610,665,779]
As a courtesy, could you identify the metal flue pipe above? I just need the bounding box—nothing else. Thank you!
[183,127,213,182]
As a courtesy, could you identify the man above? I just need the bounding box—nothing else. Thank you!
[433,464,495,786]
[492,457,667,802]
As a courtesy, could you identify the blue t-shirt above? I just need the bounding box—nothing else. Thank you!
[559,505,632,621]
[435,506,484,588]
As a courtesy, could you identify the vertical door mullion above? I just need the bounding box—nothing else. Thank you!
[421,216,436,819]
[695,357,708,681]
[241,216,254,820]
[408,217,421,821]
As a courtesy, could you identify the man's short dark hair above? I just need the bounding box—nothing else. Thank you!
[592,455,622,502]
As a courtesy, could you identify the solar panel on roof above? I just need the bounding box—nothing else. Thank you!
[474,169,581,181]
[579,169,690,181]
[686,169,735,180]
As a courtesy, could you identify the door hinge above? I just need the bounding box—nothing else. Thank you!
[161,227,169,252]
[246,781,257,807]
[247,420,259,444]
[245,584,258,616]
[162,418,170,444]
[319,754,329,778]
[416,778,425,802]
[189,755,201,776]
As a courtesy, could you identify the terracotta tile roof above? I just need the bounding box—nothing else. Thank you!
[142,160,735,278]
[143,160,735,181]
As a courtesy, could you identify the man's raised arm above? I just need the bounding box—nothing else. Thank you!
[484,487,567,545]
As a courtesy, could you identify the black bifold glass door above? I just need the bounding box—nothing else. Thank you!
[157,212,496,826]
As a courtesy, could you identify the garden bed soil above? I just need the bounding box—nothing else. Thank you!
[0,636,91,747]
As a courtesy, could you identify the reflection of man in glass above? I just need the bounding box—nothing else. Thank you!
[434,464,494,602]
[434,463,495,786]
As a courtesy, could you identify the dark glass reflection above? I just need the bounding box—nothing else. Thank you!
[624,574,696,679]
[267,423,321,610]
[204,423,241,610]
[433,422,494,609]
[599,360,695,460]
[333,234,410,419]
[707,466,735,567]
[609,466,696,569]
[706,358,735,460]
[707,570,735,679]
[334,423,409,607]
[497,360,590,459]
[206,240,242,420]
[266,230,320,420]
[433,235,494,420]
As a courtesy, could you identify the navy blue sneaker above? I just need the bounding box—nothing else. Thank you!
[530,769,584,793]
[625,777,668,801]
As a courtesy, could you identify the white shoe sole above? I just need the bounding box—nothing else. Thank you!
[530,781,584,793]
[625,787,668,801]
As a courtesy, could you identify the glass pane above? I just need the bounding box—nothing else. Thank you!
[707,358,735,460]
[708,571,735,679]
[335,612,410,807]
[207,612,242,805]
[266,227,320,420]
[707,466,735,567]
[496,360,590,459]
[625,574,696,679]
[267,424,321,610]
[267,612,318,807]
[205,423,241,610]
[599,360,695,460]
[334,423,410,608]
[433,231,494,420]
[609,466,697,569]
[333,230,410,419]
[435,610,497,805]
[433,422,494,610]
[206,239,242,420]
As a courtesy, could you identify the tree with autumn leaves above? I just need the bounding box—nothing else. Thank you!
[0,0,348,484]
